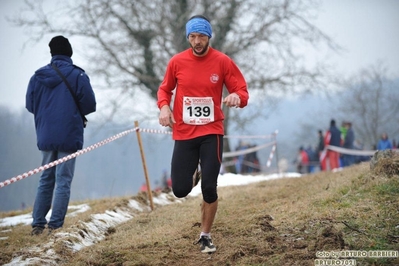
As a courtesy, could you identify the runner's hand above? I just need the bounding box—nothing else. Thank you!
[159,105,175,128]
[223,93,241,108]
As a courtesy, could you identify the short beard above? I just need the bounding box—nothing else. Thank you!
[191,41,209,56]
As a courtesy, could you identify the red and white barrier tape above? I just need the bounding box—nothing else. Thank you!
[223,141,275,158]
[137,128,172,135]
[0,127,172,189]
[223,130,278,140]
[266,143,277,168]
[0,127,278,188]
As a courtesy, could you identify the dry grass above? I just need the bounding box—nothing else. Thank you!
[1,162,399,265]
[373,155,399,176]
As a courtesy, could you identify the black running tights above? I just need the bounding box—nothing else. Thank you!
[171,134,223,203]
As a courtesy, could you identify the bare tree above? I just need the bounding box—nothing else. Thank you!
[10,0,339,153]
[330,63,399,149]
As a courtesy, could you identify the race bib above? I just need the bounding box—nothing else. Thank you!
[182,96,215,125]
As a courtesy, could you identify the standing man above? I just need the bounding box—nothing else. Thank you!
[26,36,96,235]
[157,15,249,253]
[342,122,355,167]
[324,119,341,171]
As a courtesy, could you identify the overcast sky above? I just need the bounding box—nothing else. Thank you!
[0,0,398,113]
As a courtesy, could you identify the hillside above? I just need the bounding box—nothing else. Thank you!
[1,162,399,265]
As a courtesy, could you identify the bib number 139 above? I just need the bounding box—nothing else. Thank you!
[182,96,215,125]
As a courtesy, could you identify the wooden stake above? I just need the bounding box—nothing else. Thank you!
[134,121,154,211]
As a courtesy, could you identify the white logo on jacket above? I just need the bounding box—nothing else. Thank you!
[210,74,219,83]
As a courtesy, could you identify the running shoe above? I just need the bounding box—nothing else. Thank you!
[196,235,216,253]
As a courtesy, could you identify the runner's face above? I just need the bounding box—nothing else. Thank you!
[188,33,209,56]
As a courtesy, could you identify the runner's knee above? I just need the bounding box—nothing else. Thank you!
[202,186,218,203]
[172,186,191,198]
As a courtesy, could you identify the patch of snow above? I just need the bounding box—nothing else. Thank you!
[0,204,91,227]
[2,172,302,265]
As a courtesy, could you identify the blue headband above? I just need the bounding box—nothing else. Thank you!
[186,17,212,38]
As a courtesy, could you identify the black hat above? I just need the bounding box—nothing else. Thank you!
[49,36,73,57]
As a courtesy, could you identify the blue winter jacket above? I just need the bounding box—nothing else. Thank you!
[343,128,355,149]
[377,139,393,150]
[329,125,342,147]
[26,56,96,152]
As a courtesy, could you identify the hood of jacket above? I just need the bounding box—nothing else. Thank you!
[34,55,74,89]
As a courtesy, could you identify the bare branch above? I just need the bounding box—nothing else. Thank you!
[9,0,341,149]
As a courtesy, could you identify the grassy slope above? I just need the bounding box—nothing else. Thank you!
[1,163,398,265]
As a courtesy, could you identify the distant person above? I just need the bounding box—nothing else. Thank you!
[157,15,249,254]
[305,145,316,173]
[377,133,393,150]
[26,36,96,235]
[296,146,309,174]
[242,144,260,174]
[339,121,347,167]
[342,122,355,167]
[324,119,341,171]
[167,178,172,188]
[317,130,326,171]
[140,183,148,192]
[244,144,260,173]
[235,140,247,174]
[340,121,347,145]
